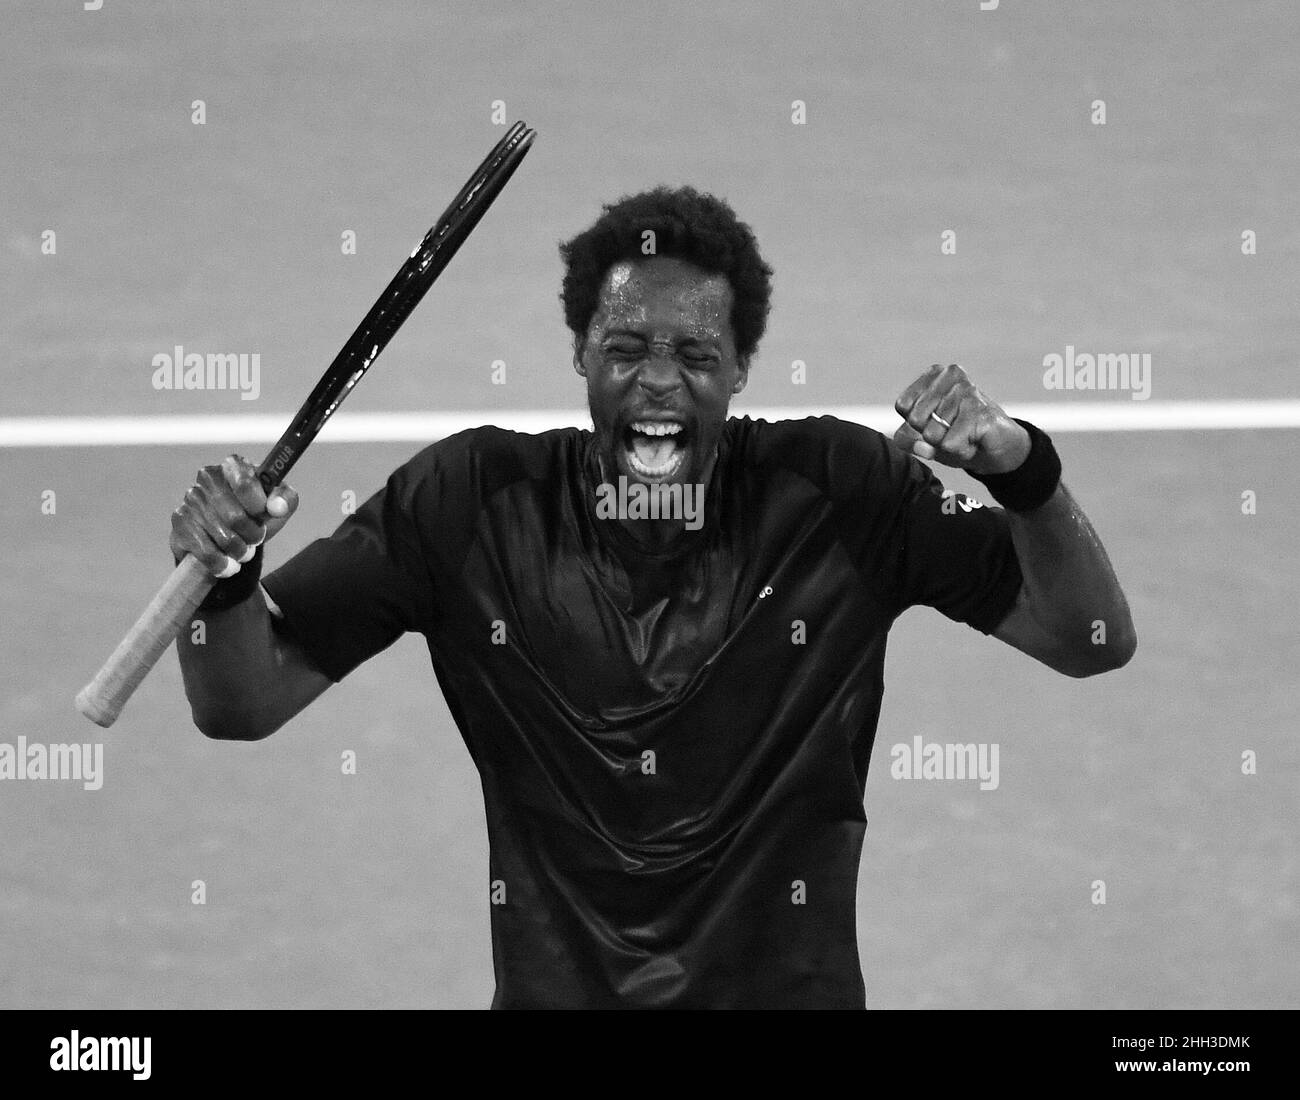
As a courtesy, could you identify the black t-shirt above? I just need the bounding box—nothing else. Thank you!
[261,415,1023,1008]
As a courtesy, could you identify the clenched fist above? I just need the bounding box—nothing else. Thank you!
[893,363,1030,476]
[170,455,299,577]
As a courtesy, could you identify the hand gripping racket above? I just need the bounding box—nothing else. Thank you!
[76,122,536,727]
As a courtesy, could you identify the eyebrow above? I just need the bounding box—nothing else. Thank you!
[601,328,717,346]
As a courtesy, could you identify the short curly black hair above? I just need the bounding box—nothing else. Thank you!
[559,186,774,361]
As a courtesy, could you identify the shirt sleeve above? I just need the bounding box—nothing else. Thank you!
[881,448,1024,634]
[814,417,1022,635]
[260,461,437,682]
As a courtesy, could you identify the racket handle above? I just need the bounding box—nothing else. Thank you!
[75,554,217,727]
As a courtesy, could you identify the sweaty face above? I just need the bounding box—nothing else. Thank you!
[576,257,749,491]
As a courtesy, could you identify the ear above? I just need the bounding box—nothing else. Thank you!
[572,334,587,378]
[732,356,751,394]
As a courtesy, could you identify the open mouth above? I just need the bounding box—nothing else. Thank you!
[622,419,690,480]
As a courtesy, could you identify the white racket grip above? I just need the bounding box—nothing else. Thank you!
[75,554,217,727]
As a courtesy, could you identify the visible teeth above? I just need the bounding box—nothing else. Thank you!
[630,421,682,437]
[628,449,686,477]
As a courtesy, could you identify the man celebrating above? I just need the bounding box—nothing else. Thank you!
[172,186,1135,1008]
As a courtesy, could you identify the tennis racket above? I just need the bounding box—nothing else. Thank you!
[75,121,536,727]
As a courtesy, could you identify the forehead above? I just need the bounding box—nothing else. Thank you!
[593,258,733,335]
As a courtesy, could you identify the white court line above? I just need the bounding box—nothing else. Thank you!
[0,401,1298,446]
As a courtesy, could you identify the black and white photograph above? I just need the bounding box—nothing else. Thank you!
[1,0,1294,1074]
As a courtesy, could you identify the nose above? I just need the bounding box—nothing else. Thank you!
[636,350,682,399]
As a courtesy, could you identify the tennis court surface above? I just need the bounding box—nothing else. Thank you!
[1,1,1296,1008]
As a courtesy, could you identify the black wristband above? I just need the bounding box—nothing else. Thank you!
[967,419,1061,513]
[184,544,265,612]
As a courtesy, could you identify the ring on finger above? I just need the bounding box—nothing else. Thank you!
[929,411,952,430]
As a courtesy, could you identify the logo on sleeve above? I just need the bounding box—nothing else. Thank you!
[941,490,985,514]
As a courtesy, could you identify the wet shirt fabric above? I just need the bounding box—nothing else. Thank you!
[261,415,1023,1008]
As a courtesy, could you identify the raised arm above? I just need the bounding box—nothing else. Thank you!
[170,455,332,739]
[893,363,1136,677]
